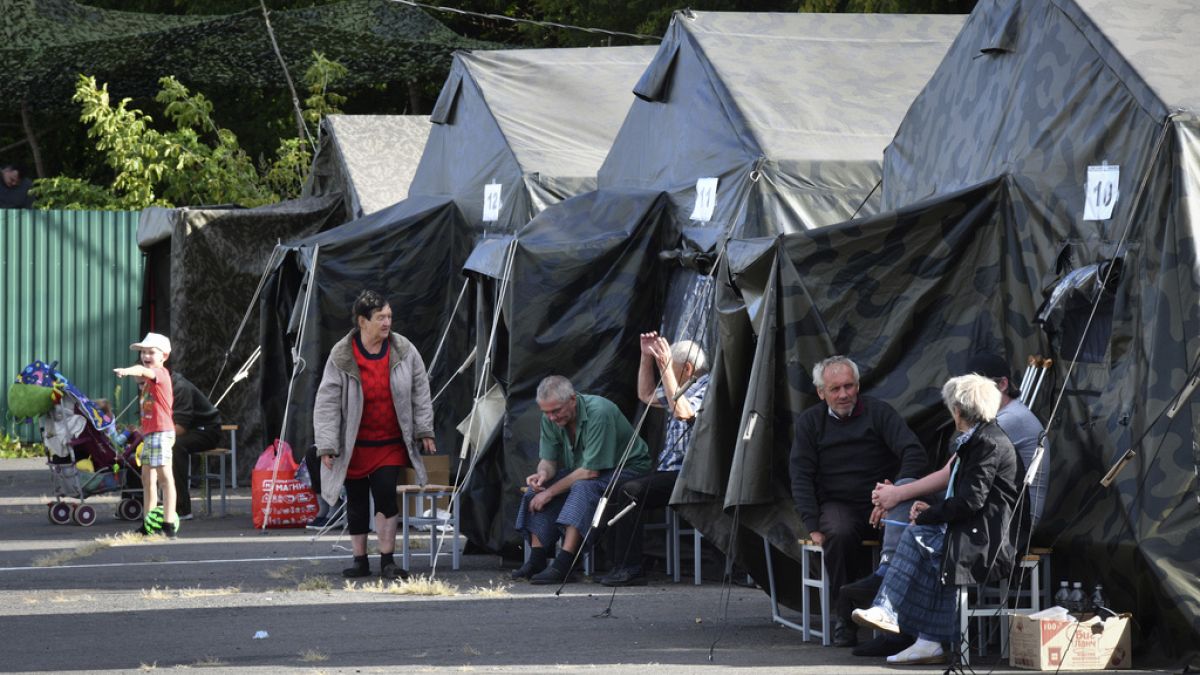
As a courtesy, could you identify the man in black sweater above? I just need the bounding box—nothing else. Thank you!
[789,355,926,647]
[170,371,222,519]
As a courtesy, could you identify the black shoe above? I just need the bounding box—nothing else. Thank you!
[380,563,409,581]
[852,632,915,657]
[342,556,371,578]
[511,559,546,580]
[833,618,859,648]
[162,522,178,540]
[512,545,549,580]
[530,548,578,585]
[530,563,575,585]
[599,568,647,587]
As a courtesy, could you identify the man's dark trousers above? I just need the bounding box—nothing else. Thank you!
[817,501,876,609]
[607,470,678,571]
[171,425,222,517]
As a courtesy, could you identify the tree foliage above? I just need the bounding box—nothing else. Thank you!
[31,51,347,210]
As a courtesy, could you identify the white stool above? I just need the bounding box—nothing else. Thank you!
[398,484,462,570]
[764,536,881,646]
[958,553,1044,664]
[665,507,702,585]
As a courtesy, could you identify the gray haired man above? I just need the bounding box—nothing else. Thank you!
[789,355,927,647]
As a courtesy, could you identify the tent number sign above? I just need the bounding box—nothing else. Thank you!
[691,177,719,222]
[1083,163,1119,221]
[483,183,503,222]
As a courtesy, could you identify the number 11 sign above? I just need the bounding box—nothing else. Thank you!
[1083,164,1119,221]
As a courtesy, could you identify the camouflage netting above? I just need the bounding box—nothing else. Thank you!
[0,0,495,111]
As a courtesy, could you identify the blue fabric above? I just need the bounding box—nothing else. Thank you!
[654,373,709,472]
[515,468,637,547]
[874,523,957,643]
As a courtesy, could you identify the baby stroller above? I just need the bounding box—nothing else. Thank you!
[8,360,144,526]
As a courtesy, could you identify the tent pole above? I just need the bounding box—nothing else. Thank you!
[261,244,321,531]
[208,243,286,399]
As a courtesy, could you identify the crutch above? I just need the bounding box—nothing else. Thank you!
[1019,355,1038,405]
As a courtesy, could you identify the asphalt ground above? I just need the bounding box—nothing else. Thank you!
[0,458,1166,674]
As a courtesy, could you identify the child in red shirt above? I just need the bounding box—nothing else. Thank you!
[114,332,179,538]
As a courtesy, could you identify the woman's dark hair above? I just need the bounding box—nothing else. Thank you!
[352,290,389,327]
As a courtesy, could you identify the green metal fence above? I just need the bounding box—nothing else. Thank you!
[1,209,143,441]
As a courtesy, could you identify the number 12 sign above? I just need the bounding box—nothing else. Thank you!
[1083,164,1119,221]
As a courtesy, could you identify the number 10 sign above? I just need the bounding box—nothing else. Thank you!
[1083,164,1119,221]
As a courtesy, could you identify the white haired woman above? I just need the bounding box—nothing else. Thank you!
[852,374,1024,664]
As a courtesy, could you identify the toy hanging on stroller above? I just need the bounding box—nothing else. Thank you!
[8,360,144,525]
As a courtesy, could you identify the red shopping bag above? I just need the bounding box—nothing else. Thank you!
[251,440,318,528]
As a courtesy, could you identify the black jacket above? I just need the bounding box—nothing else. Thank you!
[915,421,1023,586]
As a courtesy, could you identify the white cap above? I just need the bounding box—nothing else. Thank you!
[130,332,172,354]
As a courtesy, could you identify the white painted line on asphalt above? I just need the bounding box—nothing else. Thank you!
[0,554,346,572]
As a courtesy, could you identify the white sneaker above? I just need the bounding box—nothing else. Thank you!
[886,638,945,665]
[851,606,900,634]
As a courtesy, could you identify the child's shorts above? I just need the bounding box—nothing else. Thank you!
[141,431,176,467]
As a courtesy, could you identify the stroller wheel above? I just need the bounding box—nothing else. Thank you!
[118,498,143,521]
[74,504,97,527]
[48,502,73,525]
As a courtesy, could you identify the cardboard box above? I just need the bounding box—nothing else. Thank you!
[1009,613,1132,670]
[401,454,452,509]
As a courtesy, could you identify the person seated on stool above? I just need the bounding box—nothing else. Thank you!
[512,375,651,585]
[789,355,927,648]
[851,374,1027,665]
[169,371,222,521]
[845,351,1045,656]
[599,334,709,587]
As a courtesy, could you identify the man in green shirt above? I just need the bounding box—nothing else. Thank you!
[513,375,651,584]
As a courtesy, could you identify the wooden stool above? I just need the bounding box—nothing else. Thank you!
[193,447,230,517]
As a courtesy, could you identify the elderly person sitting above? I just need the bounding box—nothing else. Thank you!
[852,374,1024,665]
[512,375,651,585]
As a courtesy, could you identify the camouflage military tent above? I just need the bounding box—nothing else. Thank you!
[460,189,675,552]
[598,10,964,237]
[408,46,655,232]
[259,47,653,475]
[680,0,1200,660]
[136,195,346,481]
[303,115,432,222]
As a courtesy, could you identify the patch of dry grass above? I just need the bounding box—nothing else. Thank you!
[142,586,240,600]
[297,575,333,591]
[266,564,297,581]
[138,661,157,671]
[467,581,511,598]
[192,655,226,667]
[32,530,153,567]
[298,649,329,662]
[342,574,459,596]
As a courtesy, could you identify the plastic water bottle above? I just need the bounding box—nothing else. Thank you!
[1054,580,1071,609]
[1091,583,1109,614]
[1068,581,1086,613]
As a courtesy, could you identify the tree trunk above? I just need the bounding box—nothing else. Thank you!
[407,80,423,115]
[20,101,45,178]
